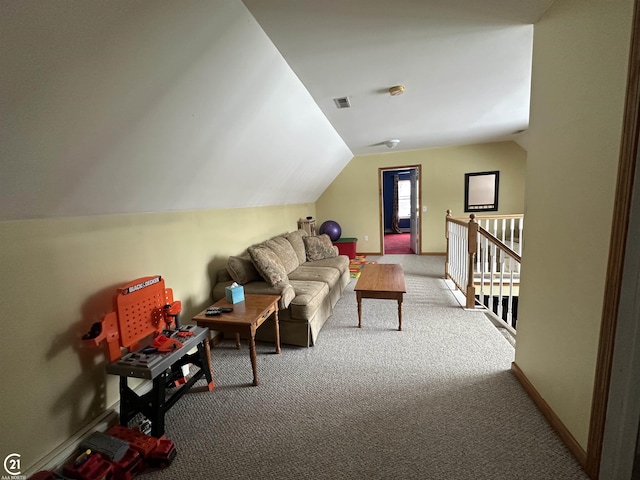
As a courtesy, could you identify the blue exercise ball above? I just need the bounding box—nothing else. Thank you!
[319,220,342,241]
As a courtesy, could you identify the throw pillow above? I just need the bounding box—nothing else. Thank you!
[248,244,289,287]
[303,234,338,261]
[227,254,261,285]
[265,236,299,274]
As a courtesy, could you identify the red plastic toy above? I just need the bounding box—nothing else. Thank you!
[107,425,176,468]
[62,452,114,480]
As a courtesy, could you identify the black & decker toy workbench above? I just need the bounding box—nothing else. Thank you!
[83,275,214,437]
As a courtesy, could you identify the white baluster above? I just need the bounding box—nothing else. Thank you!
[479,234,486,307]
[509,218,515,252]
[507,257,517,327]
[498,254,504,320]
[489,240,496,302]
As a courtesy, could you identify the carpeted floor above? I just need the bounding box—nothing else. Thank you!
[142,255,588,480]
[384,232,413,254]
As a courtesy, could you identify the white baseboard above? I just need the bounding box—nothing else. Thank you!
[24,408,119,477]
[25,353,195,476]
[443,278,479,311]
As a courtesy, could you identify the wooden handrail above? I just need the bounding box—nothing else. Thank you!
[468,213,524,220]
[449,213,524,221]
[478,226,522,263]
[447,216,474,227]
[445,210,523,325]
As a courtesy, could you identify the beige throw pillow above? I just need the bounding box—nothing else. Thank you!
[265,236,299,274]
[248,244,289,287]
[303,234,338,261]
[227,254,261,285]
[285,229,309,265]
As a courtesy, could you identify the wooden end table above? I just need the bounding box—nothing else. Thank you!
[354,264,406,331]
[193,294,281,386]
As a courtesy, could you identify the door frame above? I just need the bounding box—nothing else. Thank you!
[590,0,640,477]
[409,167,420,254]
[378,165,422,255]
[599,142,640,479]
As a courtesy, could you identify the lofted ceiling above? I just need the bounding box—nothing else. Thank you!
[1,0,554,220]
[242,0,555,154]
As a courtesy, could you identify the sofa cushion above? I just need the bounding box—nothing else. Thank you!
[288,266,340,290]
[303,234,338,261]
[265,236,299,274]
[302,255,350,275]
[227,254,262,285]
[248,244,289,288]
[288,280,329,320]
[285,229,308,265]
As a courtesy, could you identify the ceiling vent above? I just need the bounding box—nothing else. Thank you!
[334,97,351,109]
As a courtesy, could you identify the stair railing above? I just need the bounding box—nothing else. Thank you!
[445,211,477,308]
[445,210,523,331]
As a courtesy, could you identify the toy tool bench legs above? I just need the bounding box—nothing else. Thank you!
[83,275,214,437]
[111,326,213,437]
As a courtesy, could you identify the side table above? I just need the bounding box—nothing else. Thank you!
[193,294,281,386]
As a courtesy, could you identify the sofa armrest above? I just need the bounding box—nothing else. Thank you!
[213,279,295,310]
[216,268,233,283]
[213,279,234,302]
[242,281,295,310]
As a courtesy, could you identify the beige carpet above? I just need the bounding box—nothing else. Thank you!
[141,255,587,480]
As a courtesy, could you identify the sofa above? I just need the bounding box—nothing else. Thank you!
[212,230,351,347]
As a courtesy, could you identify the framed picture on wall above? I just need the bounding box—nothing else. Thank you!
[464,171,499,212]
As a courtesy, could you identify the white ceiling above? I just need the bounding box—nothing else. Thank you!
[0,0,554,220]
[242,0,555,155]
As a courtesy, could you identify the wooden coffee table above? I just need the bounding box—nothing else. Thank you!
[354,264,406,331]
[192,294,281,386]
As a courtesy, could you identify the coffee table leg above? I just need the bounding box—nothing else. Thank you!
[357,292,362,328]
[398,296,403,331]
[274,307,281,354]
[235,333,241,349]
[249,326,259,386]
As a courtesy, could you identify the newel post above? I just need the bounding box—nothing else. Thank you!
[445,210,452,279]
[466,214,478,309]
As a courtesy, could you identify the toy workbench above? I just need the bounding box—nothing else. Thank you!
[83,275,214,437]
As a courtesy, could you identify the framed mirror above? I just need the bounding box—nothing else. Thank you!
[464,171,499,212]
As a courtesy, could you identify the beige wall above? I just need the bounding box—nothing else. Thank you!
[316,141,526,254]
[515,0,633,450]
[0,203,314,471]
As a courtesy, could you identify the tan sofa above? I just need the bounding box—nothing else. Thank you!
[212,230,350,347]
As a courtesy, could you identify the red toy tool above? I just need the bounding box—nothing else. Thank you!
[151,334,182,353]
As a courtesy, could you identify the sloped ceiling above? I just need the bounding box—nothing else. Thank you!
[243,0,555,154]
[0,0,352,220]
[0,0,552,221]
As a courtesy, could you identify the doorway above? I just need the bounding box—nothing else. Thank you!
[599,116,640,479]
[379,166,421,255]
